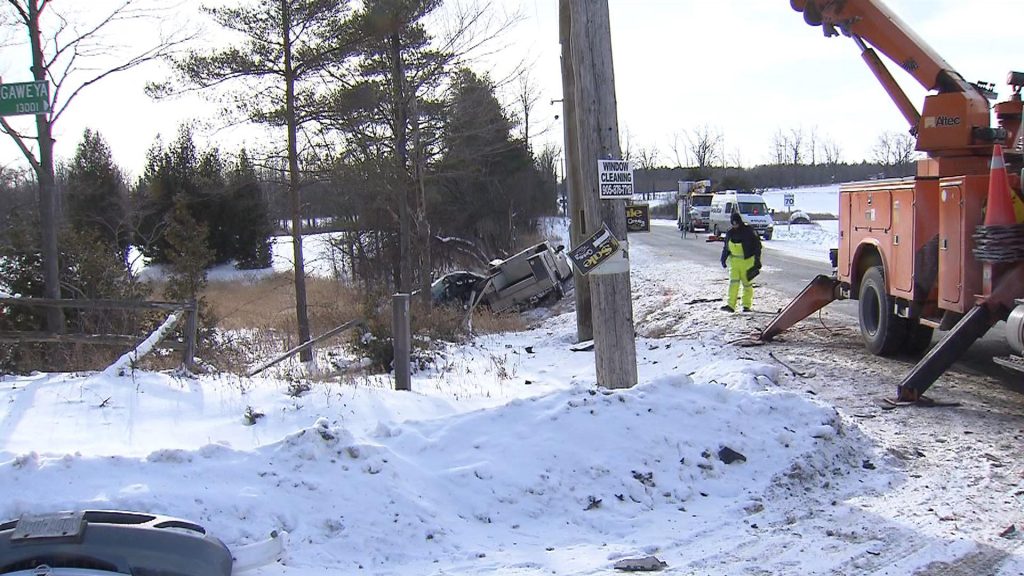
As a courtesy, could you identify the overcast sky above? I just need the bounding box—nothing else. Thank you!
[0,0,1020,179]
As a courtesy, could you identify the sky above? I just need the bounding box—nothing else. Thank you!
[0,0,1021,179]
[3,211,1024,574]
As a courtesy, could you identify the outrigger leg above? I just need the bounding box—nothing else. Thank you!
[896,305,994,401]
[760,275,842,342]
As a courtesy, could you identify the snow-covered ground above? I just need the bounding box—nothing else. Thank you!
[763,184,841,217]
[3,208,1024,575]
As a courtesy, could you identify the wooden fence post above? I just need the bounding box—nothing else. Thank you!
[393,293,411,391]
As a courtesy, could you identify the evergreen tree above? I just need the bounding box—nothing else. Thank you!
[64,129,130,261]
[194,147,233,264]
[227,150,274,270]
[163,194,214,324]
[166,0,360,361]
[136,127,202,264]
[433,70,554,255]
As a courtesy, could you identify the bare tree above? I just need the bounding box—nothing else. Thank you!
[873,130,916,167]
[515,68,541,153]
[770,129,788,165]
[807,126,819,165]
[634,144,659,199]
[821,137,842,166]
[668,131,690,168]
[787,127,805,165]
[685,124,722,172]
[876,130,917,175]
[1,0,193,333]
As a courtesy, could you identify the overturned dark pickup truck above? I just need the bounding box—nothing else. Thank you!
[431,241,574,313]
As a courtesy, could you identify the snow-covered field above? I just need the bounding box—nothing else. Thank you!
[3,207,1024,574]
[763,184,841,217]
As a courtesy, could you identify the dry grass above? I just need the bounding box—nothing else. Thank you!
[199,275,529,374]
[203,273,360,335]
[0,272,535,376]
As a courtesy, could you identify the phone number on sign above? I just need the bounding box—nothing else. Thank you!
[600,184,631,197]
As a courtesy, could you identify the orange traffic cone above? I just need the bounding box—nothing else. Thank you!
[984,144,1016,226]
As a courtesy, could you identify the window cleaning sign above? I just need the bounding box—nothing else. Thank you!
[568,223,621,275]
[0,81,50,116]
[598,159,633,199]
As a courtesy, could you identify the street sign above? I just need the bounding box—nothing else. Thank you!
[0,81,50,116]
[783,192,795,207]
[568,223,621,275]
[598,159,633,199]
[625,204,650,233]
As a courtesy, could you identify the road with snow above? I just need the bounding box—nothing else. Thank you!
[636,218,1019,388]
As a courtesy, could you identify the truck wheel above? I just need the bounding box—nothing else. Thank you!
[858,266,907,356]
[763,230,773,241]
[902,323,934,356]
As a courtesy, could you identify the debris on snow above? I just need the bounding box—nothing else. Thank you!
[613,555,668,571]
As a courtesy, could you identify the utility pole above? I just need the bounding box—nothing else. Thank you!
[558,0,592,342]
[561,0,637,389]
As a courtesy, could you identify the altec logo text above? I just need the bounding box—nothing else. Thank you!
[925,116,961,128]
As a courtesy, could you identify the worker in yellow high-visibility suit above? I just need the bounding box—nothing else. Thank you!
[720,212,763,313]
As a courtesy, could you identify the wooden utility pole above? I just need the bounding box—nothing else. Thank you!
[558,0,592,342]
[562,0,637,389]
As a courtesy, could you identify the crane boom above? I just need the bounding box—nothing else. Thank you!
[791,0,997,157]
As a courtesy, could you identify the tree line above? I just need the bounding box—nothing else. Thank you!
[632,124,917,194]
[1,0,557,364]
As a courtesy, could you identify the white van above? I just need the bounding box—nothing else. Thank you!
[708,191,775,240]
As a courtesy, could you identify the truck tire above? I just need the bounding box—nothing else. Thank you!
[858,266,907,356]
[902,323,935,356]
[763,229,773,241]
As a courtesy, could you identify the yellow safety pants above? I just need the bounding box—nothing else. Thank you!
[726,244,755,309]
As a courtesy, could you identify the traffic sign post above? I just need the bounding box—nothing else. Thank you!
[0,81,50,116]
[784,192,795,231]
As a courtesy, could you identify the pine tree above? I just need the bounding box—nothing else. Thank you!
[163,195,214,326]
[167,0,360,361]
[228,150,273,270]
[64,129,130,262]
[136,127,202,264]
[433,70,552,255]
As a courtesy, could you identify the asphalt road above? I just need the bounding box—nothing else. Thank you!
[635,220,1019,386]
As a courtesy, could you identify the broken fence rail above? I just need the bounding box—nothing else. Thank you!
[247,318,366,377]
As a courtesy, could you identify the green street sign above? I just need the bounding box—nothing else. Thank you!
[0,81,50,116]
